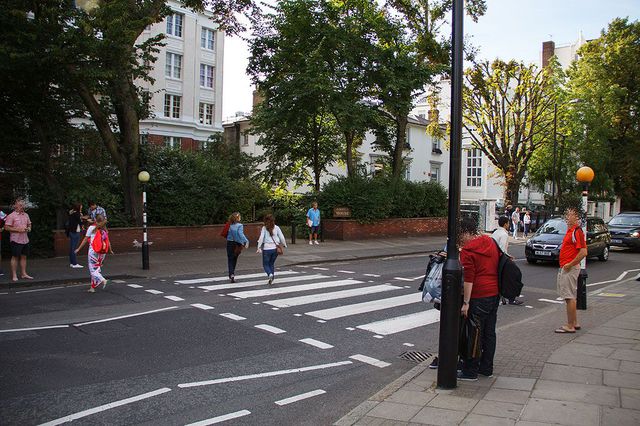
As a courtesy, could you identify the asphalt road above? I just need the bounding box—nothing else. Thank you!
[1,242,638,425]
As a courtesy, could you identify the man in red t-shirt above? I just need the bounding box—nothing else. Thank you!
[555,207,587,333]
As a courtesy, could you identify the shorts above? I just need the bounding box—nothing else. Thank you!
[310,225,319,234]
[557,265,580,299]
[10,242,30,257]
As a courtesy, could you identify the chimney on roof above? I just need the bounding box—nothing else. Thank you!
[542,40,556,68]
[252,90,263,110]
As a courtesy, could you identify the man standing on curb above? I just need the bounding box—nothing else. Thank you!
[511,207,521,239]
[555,207,587,334]
[492,216,523,306]
[307,202,321,245]
[4,199,33,282]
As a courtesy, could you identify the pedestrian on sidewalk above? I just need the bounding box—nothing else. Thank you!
[511,207,521,239]
[226,212,249,283]
[4,199,33,282]
[459,216,501,381]
[555,207,587,334]
[307,202,321,245]
[67,203,84,269]
[492,216,523,306]
[0,210,5,277]
[86,201,107,225]
[257,214,287,286]
[523,210,531,238]
[75,214,113,293]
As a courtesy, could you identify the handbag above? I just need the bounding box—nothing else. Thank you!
[233,242,244,257]
[268,227,284,255]
[459,314,482,360]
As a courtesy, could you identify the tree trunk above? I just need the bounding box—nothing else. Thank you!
[345,131,355,177]
[392,117,408,179]
[504,168,521,206]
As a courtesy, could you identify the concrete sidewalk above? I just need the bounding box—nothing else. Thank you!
[0,235,447,288]
[336,278,640,425]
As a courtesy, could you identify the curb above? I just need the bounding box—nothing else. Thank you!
[0,274,145,290]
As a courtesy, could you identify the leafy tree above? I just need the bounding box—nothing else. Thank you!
[463,60,556,205]
[566,18,640,209]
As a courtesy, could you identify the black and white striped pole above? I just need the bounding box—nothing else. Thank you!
[138,171,150,270]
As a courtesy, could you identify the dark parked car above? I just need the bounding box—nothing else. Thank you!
[525,217,611,264]
[608,212,640,250]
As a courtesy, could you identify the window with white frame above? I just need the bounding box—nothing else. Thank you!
[166,13,183,37]
[199,102,214,125]
[242,132,249,146]
[164,94,181,118]
[163,136,181,149]
[430,162,441,183]
[165,52,182,79]
[200,64,214,88]
[201,28,215,50]
[432,138,442,153]
[466,148,482,187]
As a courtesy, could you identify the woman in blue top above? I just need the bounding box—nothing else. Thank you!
[226,212,249,282]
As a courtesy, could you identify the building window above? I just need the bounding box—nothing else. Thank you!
[164,94,181,118]
[201,28,215,50]
[165,52,182,79]
[242,132,249,146]
[466,148,482,187]
[166,13,183,37]
[163,136,181,149]
[199,102,214,125]
[430,163,441,183]
[432,139,442,154]
[200,64,214,88]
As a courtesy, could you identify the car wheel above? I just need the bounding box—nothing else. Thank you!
[598,246,609,261]
[526,258,537,264]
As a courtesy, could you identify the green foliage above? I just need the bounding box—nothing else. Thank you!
[318,175,447,223]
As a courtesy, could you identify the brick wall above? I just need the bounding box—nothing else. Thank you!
[53,223,265,257]
[542,41,556,68]
[323,217,447,240]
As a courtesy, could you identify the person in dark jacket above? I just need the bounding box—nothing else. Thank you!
[68,203,84,268]
[458,217,501,381]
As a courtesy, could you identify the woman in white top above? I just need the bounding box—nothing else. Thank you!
[257,214,287,285]
[523,211,532,238]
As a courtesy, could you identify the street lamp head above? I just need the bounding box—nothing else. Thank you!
[138,170,150,183]
[576,166,594,183]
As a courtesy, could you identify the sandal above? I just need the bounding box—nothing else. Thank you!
[555,327,576,334]
[575,325,581,330]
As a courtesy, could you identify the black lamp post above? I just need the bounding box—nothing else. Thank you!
[437,0,464,390]
[138,171,150,270]
[576,166,594,310]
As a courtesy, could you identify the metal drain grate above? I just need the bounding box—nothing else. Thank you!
[398,351,433,363]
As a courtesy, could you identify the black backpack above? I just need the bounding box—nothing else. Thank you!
[492,240,524,299]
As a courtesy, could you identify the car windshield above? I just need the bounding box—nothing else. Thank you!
[537,219,568,235]
[609,215,640,226]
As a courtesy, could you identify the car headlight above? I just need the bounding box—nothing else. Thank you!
[526,239,533,247]
[632,231,640,238]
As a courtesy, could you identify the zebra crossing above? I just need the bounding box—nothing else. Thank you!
[175,268,440,339]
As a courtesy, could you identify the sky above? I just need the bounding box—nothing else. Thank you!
[221,0,640,119]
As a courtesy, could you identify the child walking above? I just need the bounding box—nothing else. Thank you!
[75,214,113,293]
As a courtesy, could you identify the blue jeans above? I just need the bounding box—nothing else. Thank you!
[262,249,278,276]
[69,232,81,265]
[462,295,500,377]
[226,241,241,277]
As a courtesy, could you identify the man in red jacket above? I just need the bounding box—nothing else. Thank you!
[458,217,501,381]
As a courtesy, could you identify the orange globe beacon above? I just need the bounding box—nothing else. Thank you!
[576,166,595,183]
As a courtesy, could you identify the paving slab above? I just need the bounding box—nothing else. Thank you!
[492,377,536,391]
[409,406,467,426]
[539,363,603,385]
[620,388,640,410]
[483,389,531,405]
[574,334,638,346]
[556,342,616,358]
[601,407,640,426]
[367,402,423,422]
[611,349,640,363]
[515,422,555,426]
[354,416,409,426]
[386,390,437,407]
[547,351,621,370]
[460,414,515,426]
[520,398,600,426]
[589,326,640,339]
[532,379,620,406]
[603,371,640,390]
[427,394,479,412]
[472,400,524,419]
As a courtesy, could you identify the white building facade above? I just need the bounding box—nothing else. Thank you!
[136,1,224,150]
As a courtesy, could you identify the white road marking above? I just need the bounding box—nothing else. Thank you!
[345,327,355,331]
[252,302,261,305]
[299,338,333,349]
[178,361,352,388]
[264,285,401,308]
[227,279,363,299]
[112,280,126,283]
[184,409,251,426]
[74,307,179,327]
[38,387,172,426]
[275,389,326,406]
[525,305,534,309]
[394,277,417,282]
[312,267,329,271]
[176,271,299,284]
[373,335,384,339]
[219,313,246,321]
[234,298,242,301]
[337,270,355,274]
[363,273,381,277]
[16,286,65,294]
[0,324,69,334]
[271,307,279,311]
[587,269,640,287]
[356,310,440,335]
[350,354,391,368]
[191,303,214,310]
[145,289,164,295]
[403,343,415,347]
[317,320,326,323]
[539,298,564,304]
[127,284,143,288]
[306,293,420,320]
[255,324,286,334]
[198,274,328,291]
[403,286,412,289]
[164,296,184,302]
[294,314,303,317]
[189,286,195,289]
[410,275,425,280]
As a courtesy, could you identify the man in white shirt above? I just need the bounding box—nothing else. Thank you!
[492,216,524,306]
[511,207,521,239]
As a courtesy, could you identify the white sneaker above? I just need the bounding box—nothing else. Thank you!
[309,241,313,245]
[72,264,84,268]
[314,240,319,245]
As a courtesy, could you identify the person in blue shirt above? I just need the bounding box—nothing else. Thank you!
[226,212,249,282]
[306,202,321,245]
